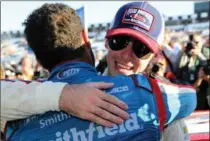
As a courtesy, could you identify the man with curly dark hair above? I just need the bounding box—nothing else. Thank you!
[5,3,196,141]
[2,4,131,139]
[23,3,92,71]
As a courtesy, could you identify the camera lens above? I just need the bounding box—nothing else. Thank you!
[152,64,160,74]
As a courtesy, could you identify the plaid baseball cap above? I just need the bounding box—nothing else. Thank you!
[106,2,165,54]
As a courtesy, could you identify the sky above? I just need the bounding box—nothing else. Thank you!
[1,1,195,32]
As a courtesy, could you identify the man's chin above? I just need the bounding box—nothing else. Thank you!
[116,69,133,76]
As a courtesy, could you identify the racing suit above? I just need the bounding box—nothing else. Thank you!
[6,61,197,141]
[1,80,66,121]
[103,67,190,141]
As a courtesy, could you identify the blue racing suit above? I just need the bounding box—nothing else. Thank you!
[6,61,197,141]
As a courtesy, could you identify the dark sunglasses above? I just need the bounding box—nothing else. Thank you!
[108,35,152,58]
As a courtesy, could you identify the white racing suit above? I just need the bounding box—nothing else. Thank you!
[1,80,66,121]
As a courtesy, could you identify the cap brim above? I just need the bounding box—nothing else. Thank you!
[106,28,160,54]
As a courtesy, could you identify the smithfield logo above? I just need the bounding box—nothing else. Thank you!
[48,104,159,141]
[49,113,144,141]
[57,68,80,79]
[122,7,154,31]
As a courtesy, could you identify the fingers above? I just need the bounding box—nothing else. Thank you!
[61,83,130,128]
[85,82,114,89]
[86,113,114,127]
[98,100,129,120]
[92,106,124,125]
[101,94,128,111]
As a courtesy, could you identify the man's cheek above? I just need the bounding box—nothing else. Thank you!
[108,54,115,64]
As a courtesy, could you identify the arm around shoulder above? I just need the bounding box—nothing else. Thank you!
[1,80,66,121]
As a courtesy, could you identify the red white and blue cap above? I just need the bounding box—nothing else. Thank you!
[106,1,165,54]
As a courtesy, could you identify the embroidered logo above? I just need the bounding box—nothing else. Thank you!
[122,7,154,31]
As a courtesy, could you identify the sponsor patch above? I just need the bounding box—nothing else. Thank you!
[57,68,80,79]
[49,113,144,141]
[107,86,129,94]
[122,7,154,31]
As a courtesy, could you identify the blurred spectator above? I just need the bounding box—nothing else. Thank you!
[32,62,49,80]
[193,65,210,110]
[162,29,182,73]
[169,37,182,56]
[15,65,24,80]
[177,33,207,84]
[202,37,210,59]
[95,49,104,66]
[1,43,17,57]
[146,52,168,78]
[95,49,103,61]
[159,31,210,110]
[3,63,16,80]
[1,64,5,79]
[176,33,209,110]
[96,55,107,75]
[19,54,34,80]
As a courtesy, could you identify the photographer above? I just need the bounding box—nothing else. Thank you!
[177,33,208,84]
[177,33,210,110]
[146,52,169,81]
[32,62,49,80]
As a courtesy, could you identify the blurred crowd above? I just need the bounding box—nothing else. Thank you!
[1,38,107,81]
[1,39,49,81]
[1,28,210,110]
[152,29,210,110]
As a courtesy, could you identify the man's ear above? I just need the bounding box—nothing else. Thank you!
[81,29,90,47]
[84,46,95,66]
[80,29,95,66]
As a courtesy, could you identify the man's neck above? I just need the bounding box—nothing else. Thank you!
[50,58,94,72]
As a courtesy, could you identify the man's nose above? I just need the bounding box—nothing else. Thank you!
[120,42,133,60]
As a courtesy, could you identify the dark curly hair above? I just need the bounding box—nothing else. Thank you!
[23,3,87,71]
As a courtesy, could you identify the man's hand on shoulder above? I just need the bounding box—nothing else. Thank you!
[59,82,129,127]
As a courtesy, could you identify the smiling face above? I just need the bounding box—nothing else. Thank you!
[105,39,155,76]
